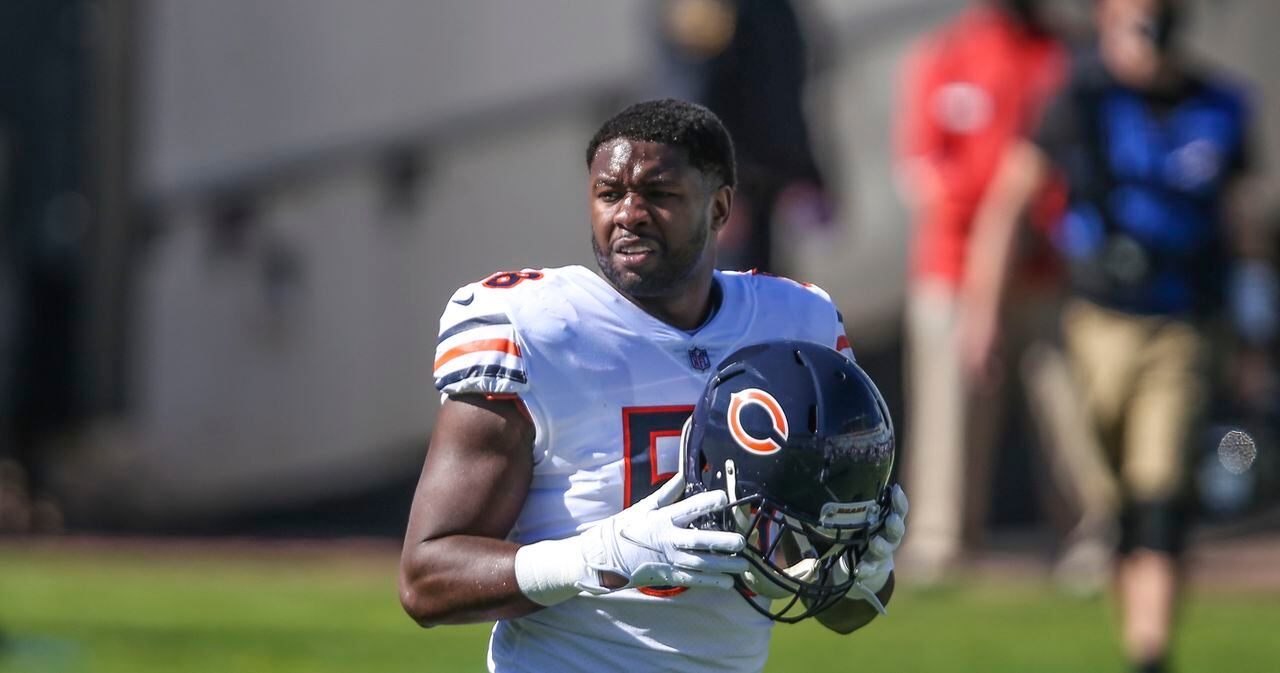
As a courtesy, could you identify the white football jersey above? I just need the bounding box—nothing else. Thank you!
[433,265,852,673]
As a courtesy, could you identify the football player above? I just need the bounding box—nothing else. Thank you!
[399,99,907,672]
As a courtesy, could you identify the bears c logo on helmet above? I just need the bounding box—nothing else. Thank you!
[727,388,789,455]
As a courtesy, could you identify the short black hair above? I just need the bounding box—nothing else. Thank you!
[586,99,736,188]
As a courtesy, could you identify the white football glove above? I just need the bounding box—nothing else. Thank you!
[841,484,908,614]
[579,474,748,593]
[739,484,908,614]
[515,473,748,606]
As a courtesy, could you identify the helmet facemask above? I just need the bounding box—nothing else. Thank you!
[718,457,886,623]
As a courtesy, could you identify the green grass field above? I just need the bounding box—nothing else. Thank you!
[2,541,1277,673]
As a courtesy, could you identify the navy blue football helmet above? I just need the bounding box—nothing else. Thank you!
[683,340,896,622]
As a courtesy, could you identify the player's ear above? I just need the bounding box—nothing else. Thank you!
[710,185,733,232]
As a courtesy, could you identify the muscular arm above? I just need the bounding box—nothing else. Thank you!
[958,139,1051,385]
[398,395,539,626]
[814,573,895,635]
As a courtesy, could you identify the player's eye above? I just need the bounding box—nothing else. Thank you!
[598,190,622,203]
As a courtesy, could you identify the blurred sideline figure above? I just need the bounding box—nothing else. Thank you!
[0,0,84,534]
[895,0,1118,587]
[657,0,831,273]
[399,100,906,672]
[963,1,1268,670]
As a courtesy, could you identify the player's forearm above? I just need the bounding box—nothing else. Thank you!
[399,536,542,627]
[962,141,1047,318]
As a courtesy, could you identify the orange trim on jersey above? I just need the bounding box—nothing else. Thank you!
[639,586,689,598]
[433,338,521,371]
[836,335,851,351]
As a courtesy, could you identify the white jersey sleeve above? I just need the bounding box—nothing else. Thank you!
[433,278,529,399]
[739,270,854,361]
[798,280,855,360]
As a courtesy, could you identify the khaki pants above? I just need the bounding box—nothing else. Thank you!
[1061,299,1209,504]
[903,282,1118,568]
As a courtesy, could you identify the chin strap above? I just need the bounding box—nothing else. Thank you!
[844,580,889,615]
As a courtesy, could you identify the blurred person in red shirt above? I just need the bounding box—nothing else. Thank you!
[896,0,1118,586]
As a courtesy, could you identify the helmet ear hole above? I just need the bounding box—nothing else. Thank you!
[807,405,817,434]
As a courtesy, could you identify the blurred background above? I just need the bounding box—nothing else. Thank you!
[2,1,1279,671]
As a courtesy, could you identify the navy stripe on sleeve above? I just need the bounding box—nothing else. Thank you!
[435,364,528,391]
[437,313,511,345]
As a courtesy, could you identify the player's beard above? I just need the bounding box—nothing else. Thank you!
[593,221,710,298]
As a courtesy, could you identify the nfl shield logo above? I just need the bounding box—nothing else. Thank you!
[688,347,711,371]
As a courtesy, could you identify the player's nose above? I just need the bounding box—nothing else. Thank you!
[612,192,651,230]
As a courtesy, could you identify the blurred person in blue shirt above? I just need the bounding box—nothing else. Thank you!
[961,1,1270,671]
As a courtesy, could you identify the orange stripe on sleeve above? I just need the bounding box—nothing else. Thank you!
[434,338,521,371]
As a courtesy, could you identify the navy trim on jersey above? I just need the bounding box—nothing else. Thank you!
[435,364,528,391]
[437,313,511,345]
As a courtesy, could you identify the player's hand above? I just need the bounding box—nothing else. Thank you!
[578,474,748,593]
[840,484,907,614]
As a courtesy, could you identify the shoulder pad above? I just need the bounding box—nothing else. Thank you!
[433,270,548,397]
